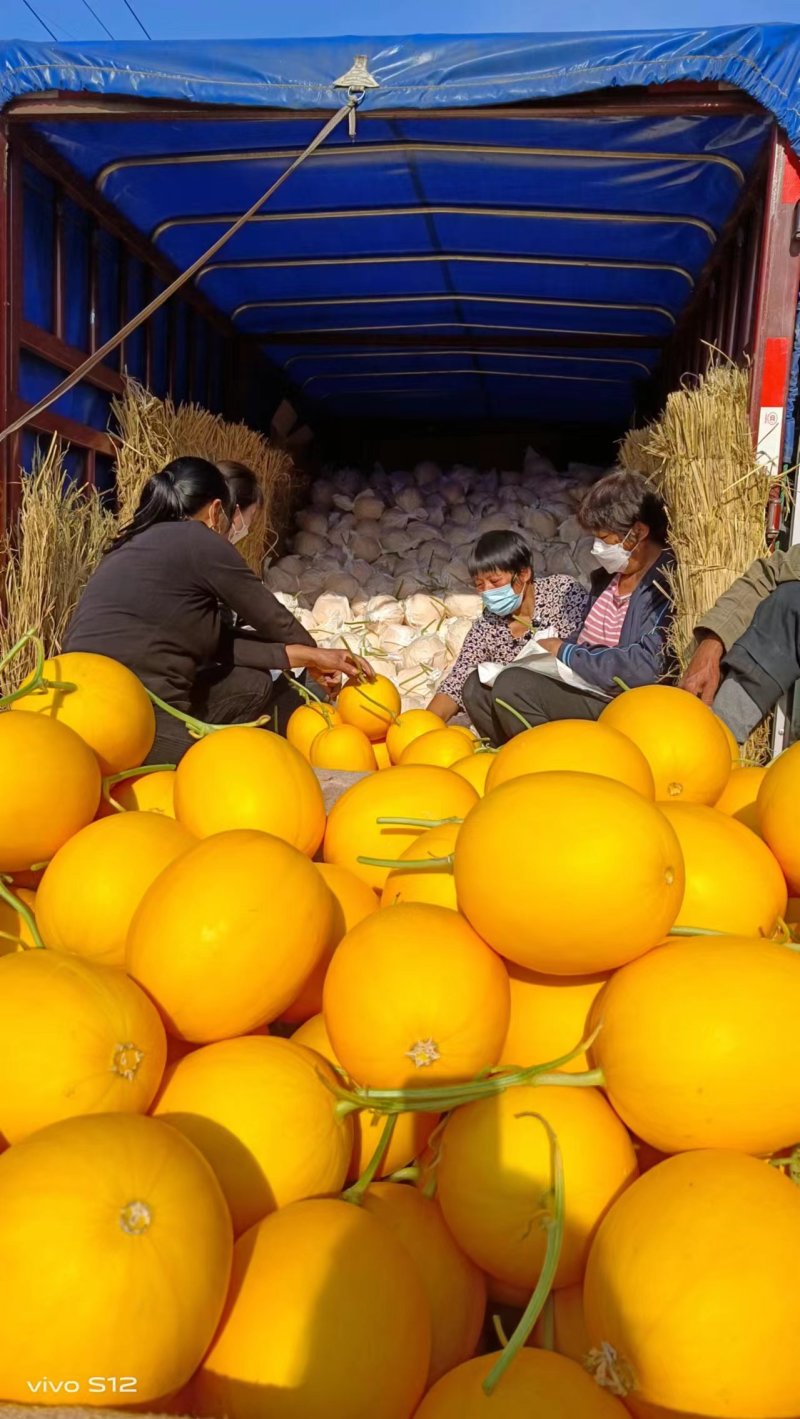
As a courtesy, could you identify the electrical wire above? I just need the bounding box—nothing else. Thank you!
[21,0,57,41]
[121,0,152,39]
[81,0,115,39]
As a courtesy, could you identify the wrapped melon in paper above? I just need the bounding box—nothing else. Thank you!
[380,528,413,555]
[400,634,449,674]
[396,486,425,515]
[264,566,300,595]
[296,509,329,538]
[353,492,385,521]
[311,593,352,631]
[377,622,418,654]
[558,514,585,545]
[350,531,382,564]
[413,460,442,486]
[293,531,328,557]
[404,593,447,630]
[394,573,426,600]
[364,595,405,625]
[444,592,482,620]
[443,616,473,658]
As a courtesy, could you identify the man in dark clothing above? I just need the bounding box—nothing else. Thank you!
[682,544,800,743]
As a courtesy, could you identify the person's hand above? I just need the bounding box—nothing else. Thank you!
[306,647,376,686]
[537,637,563,656]
[681,635,724,705]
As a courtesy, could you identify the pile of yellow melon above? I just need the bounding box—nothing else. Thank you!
[2,650,800,1419]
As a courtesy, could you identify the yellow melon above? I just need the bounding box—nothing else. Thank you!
[659,802,786,938]
[436,1084,638,1291]
[194,1198,430,1419]
[127,830,336,1041]
[454,773,684,974]
[487,719,655,798]
[292,1013,438,1181]
[380,823,460,910]
[152,1036,352,1234]
[584,1151,800,1417]
[323,765,477,889]
[0,1113,232,1405]
[600,686,731,804]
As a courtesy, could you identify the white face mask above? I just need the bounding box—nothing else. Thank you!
[228,511,249,546]
[592,528,638,574]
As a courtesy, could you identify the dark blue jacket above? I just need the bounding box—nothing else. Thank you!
[556,550,674,695]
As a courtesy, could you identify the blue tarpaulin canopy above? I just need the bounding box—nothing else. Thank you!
[3,28,800,424]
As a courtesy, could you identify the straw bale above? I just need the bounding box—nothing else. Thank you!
[618,356,778,761]
[111,380,294,574]
[0,438,113,693]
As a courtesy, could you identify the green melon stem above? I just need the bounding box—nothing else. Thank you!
[387,1165,420,1184]
[539,1293,556,1351]
[0,876,44,950]
[668,925,727,938]
[284,672,325,705]
[328,1029,605,1117]
[492,1316,511,1347]
[346,681,399,724]
[341,1115,398,1205]
[483,1114,565,1395]
[101,762,177,813]
[494,699,533,731]
[768,1146,800,1183]
[358,853,455,872]
[376,816,464,828]
[145,688,270,738]
[0,631,77,707]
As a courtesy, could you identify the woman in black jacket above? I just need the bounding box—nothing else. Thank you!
[65,457,370,764]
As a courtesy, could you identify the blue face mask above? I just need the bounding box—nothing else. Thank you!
[481,582,524,618]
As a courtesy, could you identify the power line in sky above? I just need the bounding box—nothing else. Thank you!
[21,0,58,40]
[81,0,116,39]
[122,0,153,39]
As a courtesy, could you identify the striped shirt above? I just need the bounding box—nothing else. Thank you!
[577,576,630,649]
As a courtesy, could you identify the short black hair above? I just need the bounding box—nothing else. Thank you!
[579,470,669,545]
[467,530,532,579]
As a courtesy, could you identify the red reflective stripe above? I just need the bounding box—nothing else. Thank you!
[760,336,790,408]
[781,149,800,205]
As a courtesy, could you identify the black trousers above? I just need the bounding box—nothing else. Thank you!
[143,667,308,766]
[722,581,800,715]
[461,666,604,746]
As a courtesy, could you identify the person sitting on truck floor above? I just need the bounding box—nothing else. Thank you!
[427,529,588,724]
[64,457,373,766]
[681,540,800,743]
[462,471,673,744]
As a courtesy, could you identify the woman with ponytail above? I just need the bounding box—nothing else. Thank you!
[65,457,372,763]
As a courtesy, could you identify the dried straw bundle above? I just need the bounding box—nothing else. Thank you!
[616,424,660,479]
[618,358,775,759]
[0,438,112,694]
[111,380,294,574]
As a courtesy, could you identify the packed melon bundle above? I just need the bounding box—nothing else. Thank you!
[265,448,607,709]
[5,643,800,1419]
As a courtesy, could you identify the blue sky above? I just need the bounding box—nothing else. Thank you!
[5,0,800,42]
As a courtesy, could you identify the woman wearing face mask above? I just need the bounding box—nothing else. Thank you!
[64,457,372,764]
[428,529,588,723]
[473,472,673,743]
[216,459,267,550]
